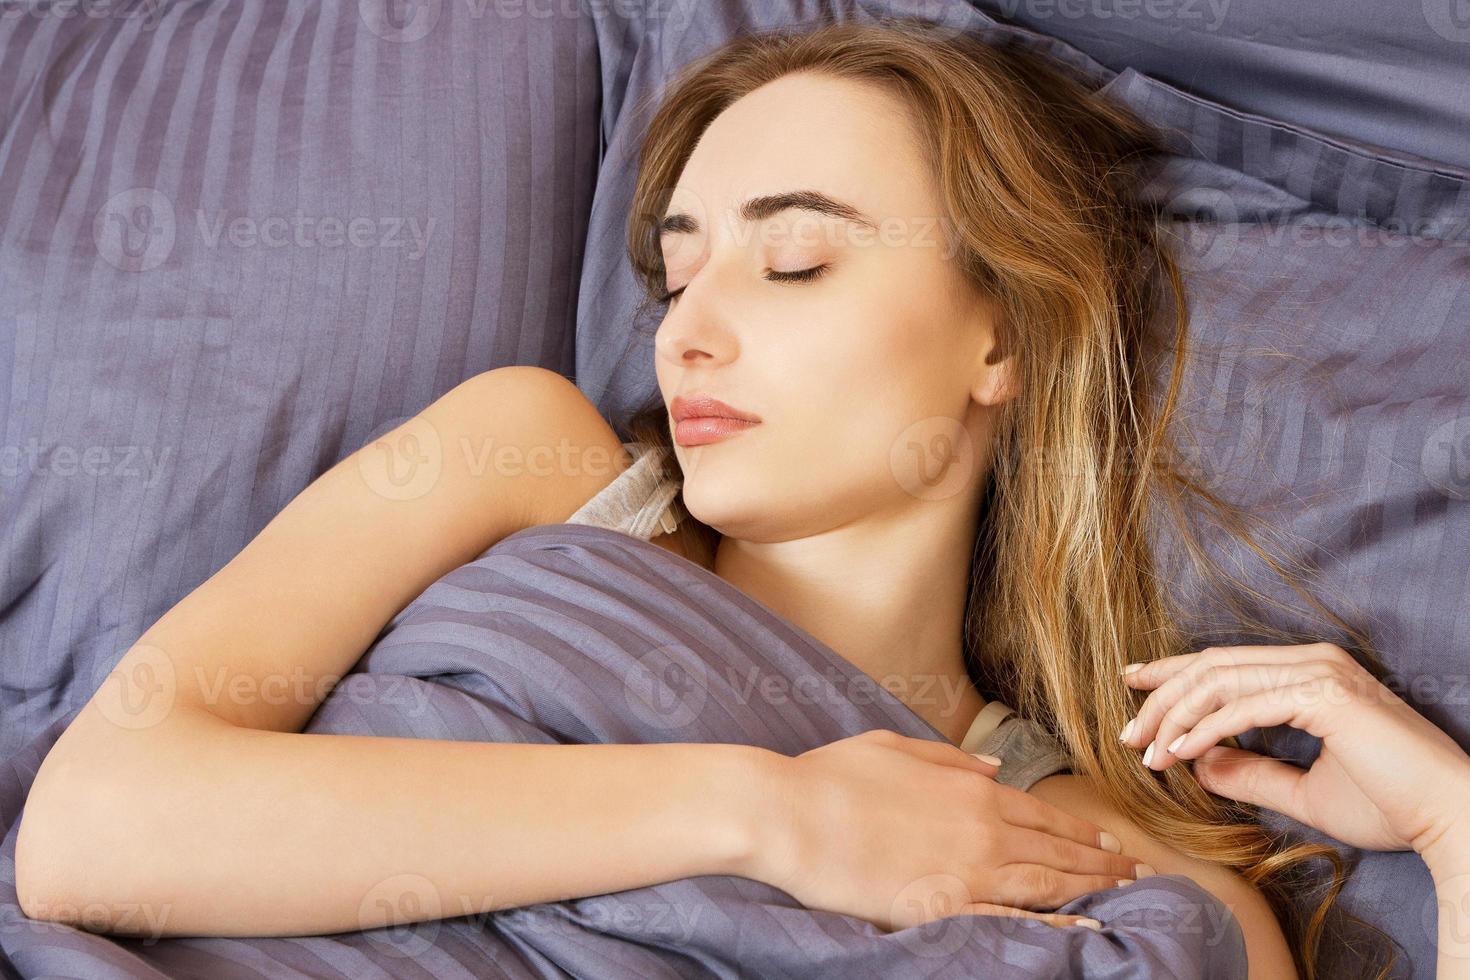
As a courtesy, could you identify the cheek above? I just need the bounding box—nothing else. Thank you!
[768,311,925,458]
[811,278,918,369]
[760,302,897,414]
[835,289,949,403]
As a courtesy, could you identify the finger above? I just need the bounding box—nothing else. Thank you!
[1121,644,1323,695]
[994,787,1125,855]
[956,902,1104,931]
[1190,745,1310,821]
[1166,682,1344,769]
[1134,661,1338,772]
[1120,650,1294,748]
[985,863,1139,911]
[1002,826,1144,880]
[867,729,1002,777]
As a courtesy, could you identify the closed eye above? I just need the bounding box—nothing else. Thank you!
[659,264,831,305]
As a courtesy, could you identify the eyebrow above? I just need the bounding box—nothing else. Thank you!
[659,190,879,237]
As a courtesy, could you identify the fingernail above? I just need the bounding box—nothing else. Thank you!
[1118,719,1135,744]
[1166,733,1186,754]
[1121,663,1142,676]
[1078,918,1103,930]
[1142,742,1155,768]
[1098,830,1122,853]
[972,753,1003,766]
[1135,863,1157,878]
[1116,878,1134,887]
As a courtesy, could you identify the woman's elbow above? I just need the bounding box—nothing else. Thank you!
[14,754,88,923]
[13,733,153,930]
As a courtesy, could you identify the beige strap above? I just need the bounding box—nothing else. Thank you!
[959,699,1016,754]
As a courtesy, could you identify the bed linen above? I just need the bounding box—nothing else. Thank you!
[0,522,1247,978]
[972,0,1470,169]
[0,0,601,759]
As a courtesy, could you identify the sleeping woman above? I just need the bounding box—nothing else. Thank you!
[17,18,1470,980]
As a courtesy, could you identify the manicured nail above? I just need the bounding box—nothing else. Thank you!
[1166,733,1186,754]
[1142,742,1155,768]
[1121,663,1142,676]
[972,753,1003,766]
[1098,830,1122,853]
[1118,719,1135,744]
[1078,918,1103,930]
[1135,863,1157,878]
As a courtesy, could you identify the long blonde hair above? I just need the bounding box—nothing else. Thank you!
[620,17,1397,977]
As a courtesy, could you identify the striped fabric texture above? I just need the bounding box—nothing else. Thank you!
[0,0,602,758]
[2,521,1248,978]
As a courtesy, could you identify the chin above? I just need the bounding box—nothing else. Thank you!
[677,475,729,522]
[679,477,757,537]
[682,480,814,546]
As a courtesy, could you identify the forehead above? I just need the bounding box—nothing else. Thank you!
[670,71,933,228]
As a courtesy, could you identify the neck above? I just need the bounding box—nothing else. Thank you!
[711,502,986,746]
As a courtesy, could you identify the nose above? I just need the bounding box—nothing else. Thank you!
[654,270,739,368]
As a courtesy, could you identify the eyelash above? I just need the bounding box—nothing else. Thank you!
[659,264,830,305]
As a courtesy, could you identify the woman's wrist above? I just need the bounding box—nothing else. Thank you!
[715,745,799,885]
[1419,774,1470,973]
[1418,762,1470,877]
[1422,825,1470,882]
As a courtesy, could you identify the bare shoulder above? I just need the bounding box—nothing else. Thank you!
[1028,773,1299,980]
[455,367,706,562]
[447,366,638,528]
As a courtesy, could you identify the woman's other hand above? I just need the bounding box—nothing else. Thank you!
[747,728,1153,932]
[1119,642,1470,857]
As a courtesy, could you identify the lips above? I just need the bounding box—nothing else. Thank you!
[670,394,762,448]
[670,394,761,424]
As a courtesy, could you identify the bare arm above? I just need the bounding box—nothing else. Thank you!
[1027,773,1299,980]
[1422,829,1470,979]
[15,366,769,937]
[22,718,768,937]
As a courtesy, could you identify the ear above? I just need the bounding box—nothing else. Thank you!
[971,321,1021,407]
[973,352,1020,407]
[964,291,1020,408]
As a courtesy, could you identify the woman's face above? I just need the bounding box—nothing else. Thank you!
[654,71,1016,542]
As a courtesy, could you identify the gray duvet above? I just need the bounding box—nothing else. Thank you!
[0,523,1246,979]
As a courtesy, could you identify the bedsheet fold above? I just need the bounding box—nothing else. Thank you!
[0,523,1246,979]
